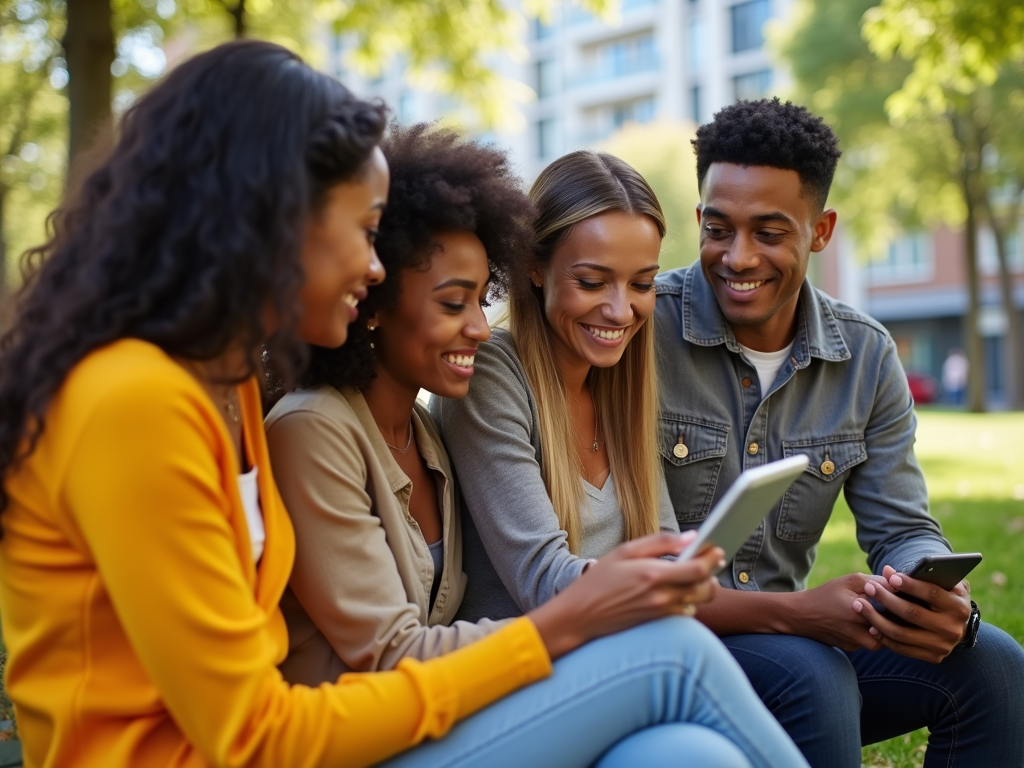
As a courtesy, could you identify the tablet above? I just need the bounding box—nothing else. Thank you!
[676,454,809,567]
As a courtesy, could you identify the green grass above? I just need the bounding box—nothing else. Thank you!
[807,408,1024,768]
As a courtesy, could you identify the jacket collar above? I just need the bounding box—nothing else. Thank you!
[341,387,443,493]
[680,265,851,366]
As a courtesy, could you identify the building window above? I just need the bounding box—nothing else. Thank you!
[733,69,772,101]
[690,85,702,122]
[687,16,706,72]
[868,233,934,284]
[581,33,658,84]
[397,92,415,125]
[980,225,1024,274]
[611,96,656,130]
[537,118,557,159]
[731,0,771,53]
[535,59,557,99]
[582,96,657,142]
[531,16,555,40]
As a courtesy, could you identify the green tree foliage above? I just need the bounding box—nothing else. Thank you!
[0,0,66,303]
[775,0,1024,410]
[599,120,700,271]
[0,0,615,307]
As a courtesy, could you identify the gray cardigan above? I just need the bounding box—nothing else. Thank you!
[430,328,678,622]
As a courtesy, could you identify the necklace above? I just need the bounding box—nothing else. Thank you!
[568,391,600,452]
[223,387,240,424]
[384,421,414,454]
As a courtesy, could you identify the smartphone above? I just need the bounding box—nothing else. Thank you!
[887,552,983,613]
[906,552,982,590]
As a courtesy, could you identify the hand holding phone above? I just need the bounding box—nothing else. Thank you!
[896,552,982,607]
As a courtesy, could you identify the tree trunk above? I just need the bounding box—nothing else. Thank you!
[64,0,115,168]
[0,187,7,301]
[980,195,1024,410]
[952,111,988,412]
[228,0,247,38]
[962,181,987,412]
[0,187,10,334]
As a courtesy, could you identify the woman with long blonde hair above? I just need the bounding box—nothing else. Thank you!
[433,150,677,621]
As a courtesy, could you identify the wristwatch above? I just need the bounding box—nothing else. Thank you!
[958,600,981,649]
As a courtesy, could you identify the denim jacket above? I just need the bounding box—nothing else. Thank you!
[654,265,949,592]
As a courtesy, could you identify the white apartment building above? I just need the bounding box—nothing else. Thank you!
[329,0,793,181]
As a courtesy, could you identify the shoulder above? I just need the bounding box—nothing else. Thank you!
[654,264,692,297]
[465,330,530,394]
[479,328,524,370]
[265,384,359,431]
[62,339,215,436]
[265,385,371,463]
[813,288,893,346]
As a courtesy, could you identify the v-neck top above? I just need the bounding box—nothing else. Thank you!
[580,474,627,560]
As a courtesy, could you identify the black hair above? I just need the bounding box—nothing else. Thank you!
[692,97,841,210]
[299,122,535,392]
[0,39,387,519]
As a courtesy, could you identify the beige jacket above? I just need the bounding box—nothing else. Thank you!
[265,385,505,686]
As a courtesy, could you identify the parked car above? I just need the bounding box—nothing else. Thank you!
[906,371,941,404]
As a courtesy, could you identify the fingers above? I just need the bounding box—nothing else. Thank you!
[852,597,955,663]
[606,531,692,562]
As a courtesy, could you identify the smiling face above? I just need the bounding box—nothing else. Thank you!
[373,230,492,399]
[697,163,836,351]
[533,210,662,380]
[296,146,389,348]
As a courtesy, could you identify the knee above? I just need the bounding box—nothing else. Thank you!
[961,624,1024,703]
[624,616,732,659]
[597,724,753,768]
[727,635,860,718]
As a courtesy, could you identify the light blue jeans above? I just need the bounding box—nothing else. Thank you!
[379,617,808,768]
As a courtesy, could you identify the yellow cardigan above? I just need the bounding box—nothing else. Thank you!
[0,339,551,768]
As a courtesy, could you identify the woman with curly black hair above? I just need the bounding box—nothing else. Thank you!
[264,124,809,768]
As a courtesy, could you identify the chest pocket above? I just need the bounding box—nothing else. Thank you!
[659,416,730,523]
[776,435,867,541]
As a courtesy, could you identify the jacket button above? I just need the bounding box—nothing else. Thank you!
[747,442,759,455]
[738,571,750,584]
[821,460,836,475]
[741,377,752,388]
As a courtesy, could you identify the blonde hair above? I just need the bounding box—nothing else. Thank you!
[508,150,666,553]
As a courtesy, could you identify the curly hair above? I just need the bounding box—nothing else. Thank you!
[0,40,387,520]
[692,97,841,211]
[298,122,536,392]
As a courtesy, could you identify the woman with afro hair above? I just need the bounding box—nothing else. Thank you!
[264,124,808,768]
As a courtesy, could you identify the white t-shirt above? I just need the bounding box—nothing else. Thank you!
[738,342,794,399]
[237,465,265,563]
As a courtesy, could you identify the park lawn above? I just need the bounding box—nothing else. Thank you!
[807,408,1024,768]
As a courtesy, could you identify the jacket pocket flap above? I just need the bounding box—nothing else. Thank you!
[782,435,866,481]
[659,416,730,467]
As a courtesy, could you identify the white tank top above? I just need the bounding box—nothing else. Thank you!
[237,465,265,563]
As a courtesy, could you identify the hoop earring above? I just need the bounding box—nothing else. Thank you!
[367,322,378,349]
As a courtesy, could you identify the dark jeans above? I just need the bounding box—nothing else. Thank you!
[724,623,1024,768]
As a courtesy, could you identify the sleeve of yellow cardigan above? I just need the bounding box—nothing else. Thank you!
[63,375,551,768]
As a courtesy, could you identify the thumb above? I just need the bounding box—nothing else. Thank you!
[607,531,692,562]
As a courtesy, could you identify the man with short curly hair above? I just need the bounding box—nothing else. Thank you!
[655,97,1024,767]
